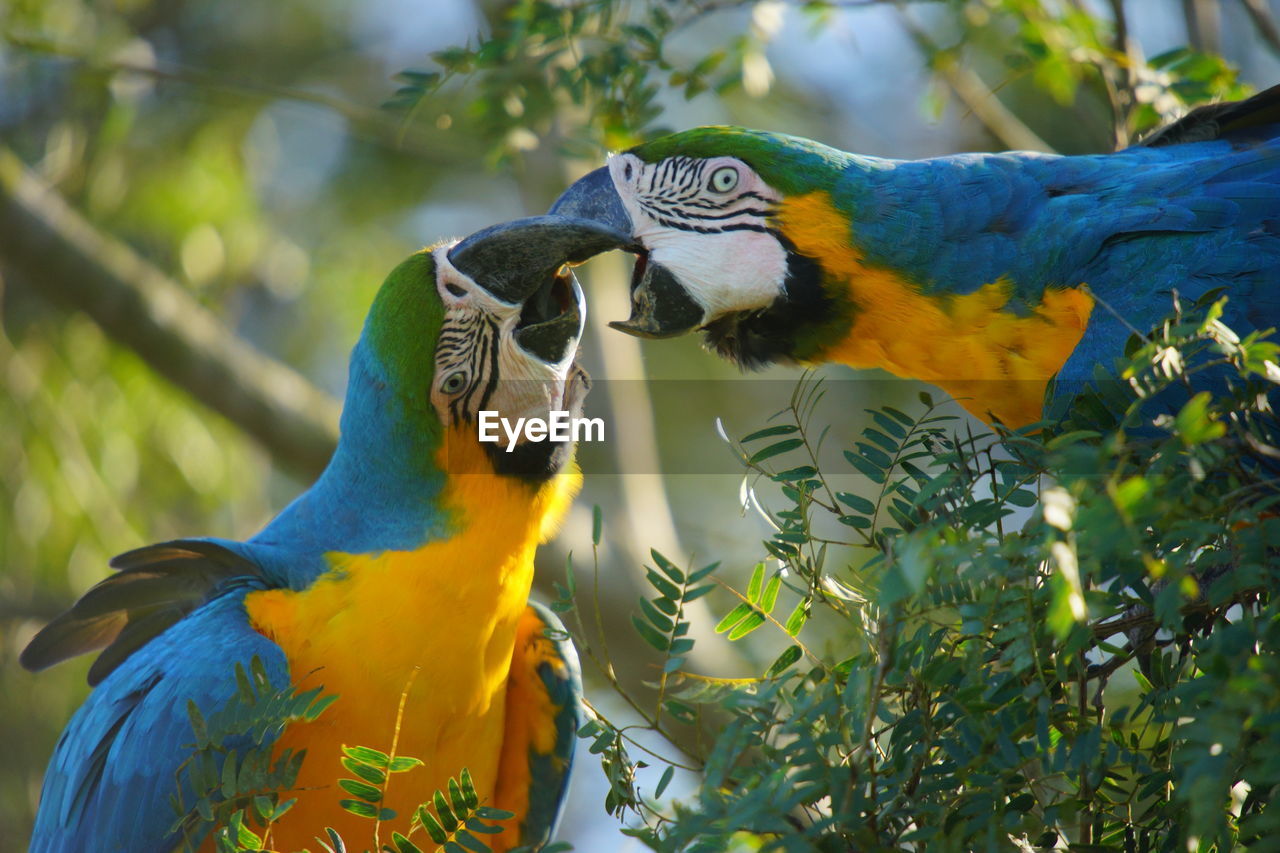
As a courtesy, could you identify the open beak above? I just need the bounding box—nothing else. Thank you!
[550,167,707,339]
[447,215,631,363]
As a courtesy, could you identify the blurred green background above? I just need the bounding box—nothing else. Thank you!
[2,0,1278,847]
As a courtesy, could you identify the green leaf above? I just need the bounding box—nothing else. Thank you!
[466,815,504,833]
[1175,391,1225,445]
[845,451,887,484]
[784,600,809,636]
[760,574,782,613]
[460,768,480,808]
[234,663,255,703]
[727,610,766,641]
[836,491,876,514]
[307,693,339,720]
[253,795,275,821]
[774,465,818,481]
[749,438,803,464]
[655,765,675,798]
[455,829,491,853]
[388,756,424,773]
[340,799,379,819]
[651,549,685,583]
[270,798,297,822]
[1005,488,1038,508]
[689,561,720,583]
[645,568,681,601]
[766,644,802,677]
[747,563,765,602]
[418,806,448,844]
[449,776,468,815]
[392,832,425,853]
[341,757,386,785]
[870,410,908,439]
[474,806,515,820]
[685,583,715,602]
[186,701,209,749]
[339,778,382,803]
[632,613,671,651]
[741,423,799,442]
[715,602,754,633]
[220,752,238,799]
[435,791,458,831]
[341,746,390,768]
[639,596,674,632]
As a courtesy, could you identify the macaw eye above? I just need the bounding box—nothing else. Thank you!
[708,166,739,193]
[440,371,468,395]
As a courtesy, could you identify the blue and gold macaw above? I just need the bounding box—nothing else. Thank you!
[21,217,630,852]
[552,86,1280,427]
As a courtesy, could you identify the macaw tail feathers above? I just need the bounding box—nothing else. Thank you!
[20,540,266,685]
[1137,83,1280,148]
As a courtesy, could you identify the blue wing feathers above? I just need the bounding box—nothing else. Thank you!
[838,134,1278,348]
[29,558,290,853]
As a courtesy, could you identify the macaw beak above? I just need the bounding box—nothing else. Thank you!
[447,215,630,363]
[550,167,706,340]
[549,166,632,234]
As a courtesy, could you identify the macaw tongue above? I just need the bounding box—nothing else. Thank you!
[514,268,585,364]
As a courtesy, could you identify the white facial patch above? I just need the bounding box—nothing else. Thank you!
[607,153,789,318]
[431,246,575,425]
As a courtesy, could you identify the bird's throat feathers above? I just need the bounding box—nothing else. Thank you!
[776,192,1094,427]
[247,427,580,649]
[242,429,579,846]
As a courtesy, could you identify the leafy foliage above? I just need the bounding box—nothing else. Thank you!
[385,0,1255,163]
[10,0,1280,848]
[178,657,515,853]
[558,296,1280,850]
[171,655,336,852]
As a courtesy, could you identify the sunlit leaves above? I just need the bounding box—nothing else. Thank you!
[616,300,1280,850]
[174,657,332,852]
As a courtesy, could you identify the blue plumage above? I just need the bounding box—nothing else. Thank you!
[552,91,1279,415]
[30,592,289,852]
[23,234,595,851]
[516,601,584,847]
[24,322,441,852]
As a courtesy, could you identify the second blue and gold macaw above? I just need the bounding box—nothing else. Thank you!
[553,86,1280,426]
[22,217,630,852]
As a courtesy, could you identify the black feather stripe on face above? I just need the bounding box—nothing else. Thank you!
[701,240,850,369]
[633,157,776,236]
[436,311,501,423]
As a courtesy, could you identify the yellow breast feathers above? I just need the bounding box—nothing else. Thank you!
[776,192,1094,427]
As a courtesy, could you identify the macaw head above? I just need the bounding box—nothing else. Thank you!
[344,216,629,484]
[550,126,850,367]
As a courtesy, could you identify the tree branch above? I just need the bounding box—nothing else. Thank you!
[898,12,1057,154]
[0,147,340,481]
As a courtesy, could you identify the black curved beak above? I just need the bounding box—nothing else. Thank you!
[549,166,633,235]
[550,167,705,339]
[448,215,632,363]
